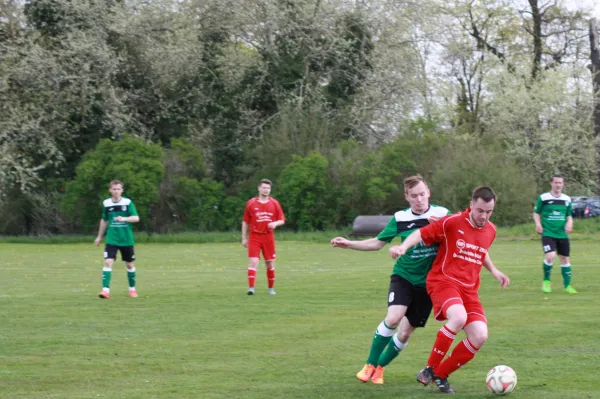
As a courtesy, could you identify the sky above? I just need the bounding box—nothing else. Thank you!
[569,0,600,17]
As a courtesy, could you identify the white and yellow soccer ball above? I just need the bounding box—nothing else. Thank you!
[486,365,517,395]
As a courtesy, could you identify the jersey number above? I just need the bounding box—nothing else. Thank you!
[543,245,551,252]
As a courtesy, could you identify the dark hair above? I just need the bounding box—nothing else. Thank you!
[109,180,124,188]
[550,174,564,182]
[403,174,427,193]
[472,186,496,203]
[258,179,272,187]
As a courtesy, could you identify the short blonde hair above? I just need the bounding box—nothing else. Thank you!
[403,174,427,193]
[109,180,124,188]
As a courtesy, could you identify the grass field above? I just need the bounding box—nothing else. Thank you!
[1,239,598,399]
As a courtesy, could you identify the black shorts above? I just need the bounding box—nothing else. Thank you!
[541,236,570,257]
[104,244,136,262]
[387,274,433,328]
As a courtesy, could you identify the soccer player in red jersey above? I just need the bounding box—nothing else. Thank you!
[389,186,510,394]
[242,179,286,295]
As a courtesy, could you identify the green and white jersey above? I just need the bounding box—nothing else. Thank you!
[377,205,451,287]
[534,192,572,239]
[102,197,139,246]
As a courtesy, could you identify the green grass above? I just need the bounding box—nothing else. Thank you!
[0,230,351,244]
[1,240,598,398]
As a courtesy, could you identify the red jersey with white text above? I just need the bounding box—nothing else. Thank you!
[420,208,496,291]
[243,197,285,234]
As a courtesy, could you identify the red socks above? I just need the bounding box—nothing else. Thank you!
[247,267,256,288]
[267,268,276,288]
[427,326,457,368]
[435,338,479,378]
[248,267,276,289]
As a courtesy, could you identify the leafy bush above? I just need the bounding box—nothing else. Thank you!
[378,120,449,212]
[172,177,244,231]
[328,140,398,226]
[429,137,538,226]
[278,152,331,230]
[61,135,164,232]
[150,138,243,232]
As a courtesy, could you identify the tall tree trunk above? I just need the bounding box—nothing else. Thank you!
[589,18,600,189]
[529,0,542,81]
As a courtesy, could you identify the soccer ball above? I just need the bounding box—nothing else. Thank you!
[486,365,517,395]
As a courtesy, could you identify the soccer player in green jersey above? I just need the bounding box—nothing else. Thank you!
[533,174,577,294]
[94,180,140,299]
[330,175,450,385]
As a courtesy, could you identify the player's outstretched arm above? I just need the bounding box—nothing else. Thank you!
[330,237,386,251]
[389,229,422,259]
[483,254,510,288]
[115,215,139,223]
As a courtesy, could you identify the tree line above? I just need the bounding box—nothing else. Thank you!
[0,0,598,235]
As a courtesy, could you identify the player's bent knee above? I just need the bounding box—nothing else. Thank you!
[448,318,467,332]
[395,317,416,341]
[465,321,488,348]
[446,305,468,330]
[469,331,488,348]
[384,316,402,329]
[397,330,413,342]
[385,307,406,328]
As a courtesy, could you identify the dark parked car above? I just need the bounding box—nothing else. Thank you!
[582,197,600,218]
[571,196,599,218]
[572,199,589,218]
[571,196,591,202]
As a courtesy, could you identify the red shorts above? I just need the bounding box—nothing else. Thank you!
[427,278,486,326]
[248,232,276,261]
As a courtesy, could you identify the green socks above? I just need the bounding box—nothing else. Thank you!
[544,261,572,287]
[366,321,394,365]
[378,335,408,367]
[127,267,136,288]
[102,267,137,291]
[543,261,552,281]
[102,267,112,290]
[561,265,572,288]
